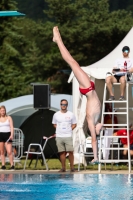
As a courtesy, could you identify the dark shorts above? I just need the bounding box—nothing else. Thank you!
[114,75,125,83]
[0,132,11,143]
[130,144,133,150]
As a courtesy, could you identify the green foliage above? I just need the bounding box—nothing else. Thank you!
[46,70,72,94]
[16,0,48,21]
[0,1,34,100]
[109,0,131,11]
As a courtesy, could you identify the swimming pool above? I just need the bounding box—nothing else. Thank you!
[0,173,132,200]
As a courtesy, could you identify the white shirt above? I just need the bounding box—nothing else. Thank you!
[0,119,10,132]
[52,111,77,137]
[114,57,133,70]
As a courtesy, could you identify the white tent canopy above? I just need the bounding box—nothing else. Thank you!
[68,27,133,164]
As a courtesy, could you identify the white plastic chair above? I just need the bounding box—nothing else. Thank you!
[23,135,55,170]
[110,137,120,160]
[100,129,120,170]
[78,136,102,171]
[13,128,24,158]
[78,137,94,171]
[102,129,120,162]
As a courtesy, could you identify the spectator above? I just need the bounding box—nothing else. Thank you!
[0,105,14,170]
[106,46,133,101]
[114,127,133,157]
[52,99,77,172]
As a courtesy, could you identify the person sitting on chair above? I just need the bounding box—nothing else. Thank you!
[113,126,133,158]
[106,46,133,101]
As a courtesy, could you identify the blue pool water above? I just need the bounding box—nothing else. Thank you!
[0,173,133,200]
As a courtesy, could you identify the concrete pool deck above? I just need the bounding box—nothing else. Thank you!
[0,169,133,174]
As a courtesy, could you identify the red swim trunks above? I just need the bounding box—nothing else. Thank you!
[79,81,95,95]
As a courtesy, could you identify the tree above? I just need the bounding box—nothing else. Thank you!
[16,0,48,21]
[0,0,34,100]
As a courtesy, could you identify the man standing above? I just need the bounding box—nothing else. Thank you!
[52,99,77,172]
[106,46,133,101]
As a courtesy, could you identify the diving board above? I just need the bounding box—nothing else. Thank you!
[0,11,25,17]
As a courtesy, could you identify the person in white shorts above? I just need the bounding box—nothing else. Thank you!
[52,99,77,172]
[106,46,133,101]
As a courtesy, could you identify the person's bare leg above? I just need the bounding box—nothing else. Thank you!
[130,150,133,156]
[0,142,5,166]
[53,26,91,89]
[119,76,126,96]
[123,145,133,157]
[59,151,66,171]
[123,145,128,156]
[106,76,117,96]
[5,143,14,166]
[68,151,74,170]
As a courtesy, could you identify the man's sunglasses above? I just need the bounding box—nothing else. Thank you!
[123,50,129,53]
[61,104,68,106]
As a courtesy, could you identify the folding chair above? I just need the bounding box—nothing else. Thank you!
[78,137,94,171]
[23,135,55,170]
[100,129,120,170]
[102,129,120,161]
[1,128,24,166]
[78,136,101,171]
[13,128,24,159]
[110,137,120,160]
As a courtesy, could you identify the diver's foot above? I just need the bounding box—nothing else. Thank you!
[53,26,61,43]
[95,123,103,135]
[89,159,100,165]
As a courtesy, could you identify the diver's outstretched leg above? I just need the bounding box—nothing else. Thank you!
[53,26,91,89]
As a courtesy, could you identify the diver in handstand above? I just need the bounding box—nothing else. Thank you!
[53,26,102,164]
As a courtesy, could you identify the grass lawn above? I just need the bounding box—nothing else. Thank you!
[3,157,131,171]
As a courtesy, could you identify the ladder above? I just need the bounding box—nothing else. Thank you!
[99,82,132,173]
